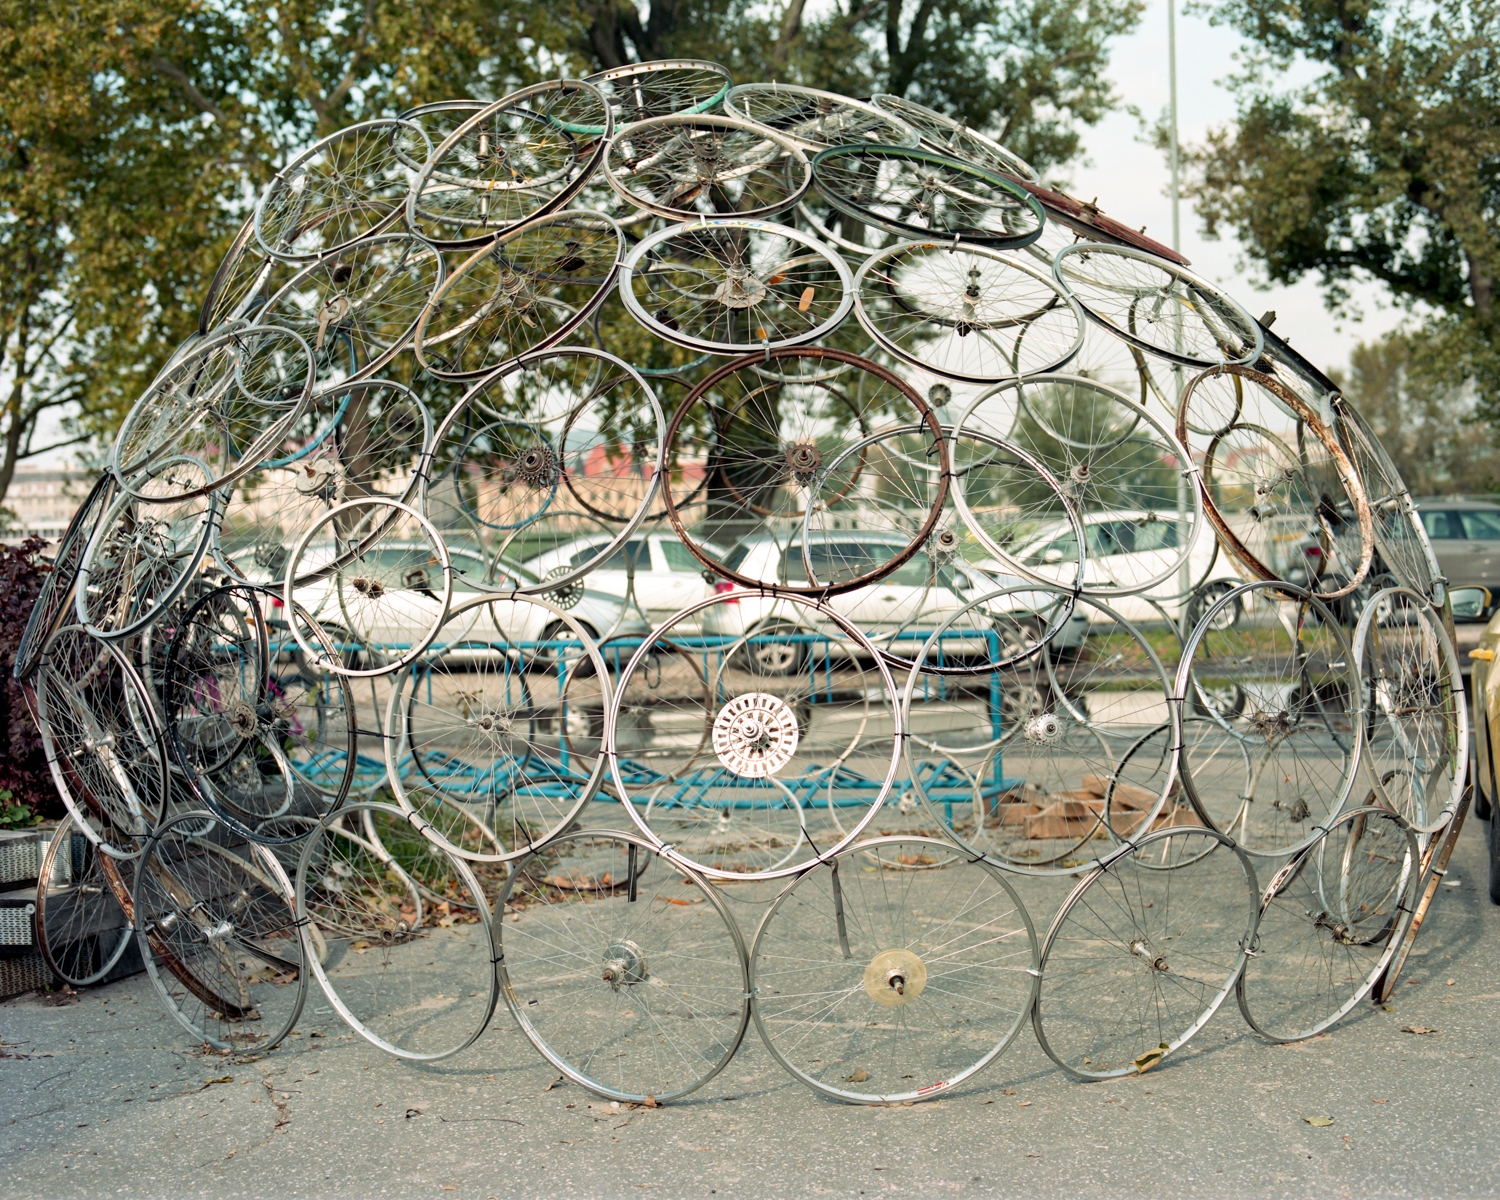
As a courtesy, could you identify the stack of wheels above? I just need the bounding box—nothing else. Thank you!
[11,54,1464,1110]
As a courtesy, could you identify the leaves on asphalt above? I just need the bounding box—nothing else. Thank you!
[1132,1043,1170,1073]
[1400,1025,1440,1035]
[844,1068,869,1083]
[1304,1116,1335,1127]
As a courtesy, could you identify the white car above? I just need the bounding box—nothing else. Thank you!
[279,541,649,660]
[1009,510,1246,623]
[520,530,727,633]
[702,531,1091,666]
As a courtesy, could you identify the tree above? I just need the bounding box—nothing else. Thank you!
[0,0,547,499]
[1179,0,1500,410]
[1330,330,1500,497]
[561,0,1143,173]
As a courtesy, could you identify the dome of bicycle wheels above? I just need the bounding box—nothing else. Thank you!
[17,62,1464,1104]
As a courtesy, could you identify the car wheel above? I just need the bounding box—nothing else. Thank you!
[735,622,806,676]
[1189,582,1240,632]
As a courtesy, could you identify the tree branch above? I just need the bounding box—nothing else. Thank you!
[148,57,226,122]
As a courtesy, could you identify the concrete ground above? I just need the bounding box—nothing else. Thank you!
[2,815,1497,1200]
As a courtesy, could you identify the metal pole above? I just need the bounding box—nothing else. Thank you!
[1167,0,1181,254]
[1169,0,1190,620]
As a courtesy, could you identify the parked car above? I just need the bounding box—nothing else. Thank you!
[267,541,649,661]
[703,530,1092,668]
[520,530,726,632]
[1008,510,1245,624]
[1416,499,1500,616]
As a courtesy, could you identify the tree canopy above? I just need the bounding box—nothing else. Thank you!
[0,0,1142,508]
[1182,0,1499,416]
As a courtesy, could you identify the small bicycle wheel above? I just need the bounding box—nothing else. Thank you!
[405,81,611,249]
[14,471,115,681]
[618,217,854,355]
[35,626,168,855]
[610,593,902,881]
[75,458,217,640]
[1354,587,1465,835]
[852,241,1082,382]
[1237,806,1418,1042]
[811,145,1044,248]
[1052,243,1263,369]
[584,58,733,129]
[283,498,453,678]
[384,594,611,861]
[111,324,314,494]
[255,118,422,260]
[604,114,811,221]
[498,828,750,1103]
[1177,581,1363,856]
[414,210,623,380]
[869,94,1037,180]
[259,233,444,396]
[36,814,135,987]
[134,810,308,1052]
[297,802,498,1061]
[750,835,1037,1104]
[724,84,918,154]
[419,346,663,591]
[1033,826,1258,1080]
[199,213,283,334]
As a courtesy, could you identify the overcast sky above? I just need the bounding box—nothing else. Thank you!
[1064,0,1407,378]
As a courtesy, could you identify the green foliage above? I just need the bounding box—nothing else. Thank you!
[1330,329,1500,496]
[1179,0,1499,410]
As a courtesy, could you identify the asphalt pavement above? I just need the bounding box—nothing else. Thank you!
[3,816,1498,1200]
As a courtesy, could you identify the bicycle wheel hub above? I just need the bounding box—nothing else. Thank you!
[350,575,385,600]
[514,445,559,488]
[713,692,799,778]
[713,266,766,310]
[863,948,926,1007]
[1130,940,1168,972]
[472,711,513,736]
[785,441,822,485]
[1023,712,1062,746]
[228,701,259,738]
[601,939,648,990]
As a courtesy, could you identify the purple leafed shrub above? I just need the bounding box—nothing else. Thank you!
[0,537,60,824]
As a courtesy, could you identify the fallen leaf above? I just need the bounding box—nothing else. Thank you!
[1003,1088,1016,1095]
[1132,1043,1170,1073]
[1304,1116,1335,1127]
[207,1076,234,1085]
[1018,1101,1032,1107]
[844,1068,869,1083]
[1447,979,1456,986]
[1372,1098,1389,1105]
[1400,1025,1440,1036]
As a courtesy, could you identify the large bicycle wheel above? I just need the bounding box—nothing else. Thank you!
[750,835,1037,1104]
[661,348,947,592]
[1033,826,1258,1079]
[498,828,751,1103]
[604,114,811,221]
[405,81,610,249]
[1238,806,1418,1042]
[75,458,217,641]
[724,84,917,153]
[35,814,135,987]
[618,218,854,355]
[869,94,1037,181]
[414,210,623,380]
[584,58,733,129]
[611,594,902,881]
[1177,580,1364,856]
[853,241,1083,382]
[384,594,610,861]
[259,233,444,396]
[134,810,308,1052]
[1354,587,1465,835]
[1053,243,1263,369]
[297,801,498,1061]
[420,346,663,591]
[811,145,1044,248]
[960,373,1204,598]
[255,119,421,261]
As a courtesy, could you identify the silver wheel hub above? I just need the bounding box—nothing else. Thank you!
[1023,711,1062,746]
[713,692,799,778]
[601,939,648,990]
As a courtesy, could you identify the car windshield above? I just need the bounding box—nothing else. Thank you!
[779,541,932,586]
[1460,510,1500,540]
[1422,511,1463,539]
